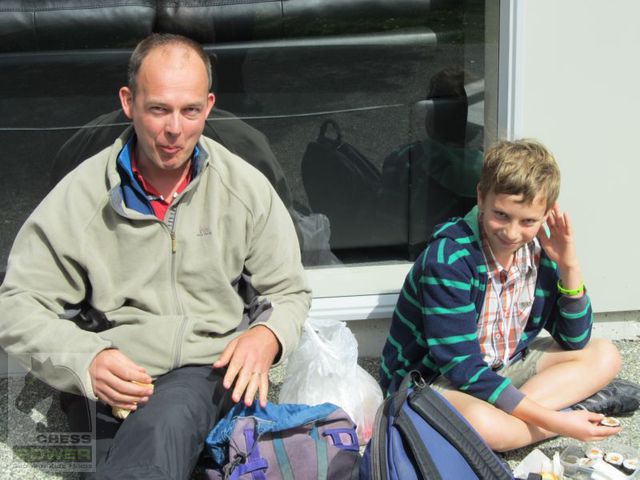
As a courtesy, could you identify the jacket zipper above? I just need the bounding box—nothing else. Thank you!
[165,205,188,369]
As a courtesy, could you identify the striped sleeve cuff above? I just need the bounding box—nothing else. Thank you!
[493,383,526,413]
[557,292,590,314]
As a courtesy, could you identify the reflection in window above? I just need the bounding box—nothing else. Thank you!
[0,0,490,273]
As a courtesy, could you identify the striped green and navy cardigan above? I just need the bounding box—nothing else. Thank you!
[380,206,592,413]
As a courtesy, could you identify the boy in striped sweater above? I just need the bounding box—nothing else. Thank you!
[380,139,624,451]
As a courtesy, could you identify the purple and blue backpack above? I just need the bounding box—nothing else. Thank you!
[205,401,361,480]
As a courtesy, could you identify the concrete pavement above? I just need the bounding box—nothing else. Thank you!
[0,338,638,479]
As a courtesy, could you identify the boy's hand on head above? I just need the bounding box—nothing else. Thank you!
[213,325,280,408]
[538,204,585,295]
[537,204,579,270]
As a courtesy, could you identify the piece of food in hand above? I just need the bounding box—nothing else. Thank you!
[132,381,154,390]
[600,416,621,427]
[112,406,132,420]
[111,381,154,421]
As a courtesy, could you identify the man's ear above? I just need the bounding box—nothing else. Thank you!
[205,92,215,117]
[119,87,134,119]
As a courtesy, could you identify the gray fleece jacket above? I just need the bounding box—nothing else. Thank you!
[0,129,311,400]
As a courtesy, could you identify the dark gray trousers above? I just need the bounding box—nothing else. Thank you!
[61,365,232,480]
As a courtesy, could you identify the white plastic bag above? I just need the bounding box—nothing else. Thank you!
[278,317,383,444]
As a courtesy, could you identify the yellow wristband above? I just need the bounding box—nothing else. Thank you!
[557,280,585,296]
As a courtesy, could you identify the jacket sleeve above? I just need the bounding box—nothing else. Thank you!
[0,184,112,400]
[419,238,525,413]
[243,183,311,364]
[540,257,593,350]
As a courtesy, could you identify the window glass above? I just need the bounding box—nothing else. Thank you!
[0,1,495,289]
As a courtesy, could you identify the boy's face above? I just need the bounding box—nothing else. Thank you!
[477,190,549,265]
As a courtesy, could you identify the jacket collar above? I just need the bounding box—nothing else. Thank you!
[107,128,210,216]
[463,205,482,241]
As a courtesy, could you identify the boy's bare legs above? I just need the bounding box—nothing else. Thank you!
[442,390,554,452]
[440,338,621,452]
[520,338,621,409]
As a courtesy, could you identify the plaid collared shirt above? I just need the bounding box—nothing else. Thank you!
[477,223,541,368]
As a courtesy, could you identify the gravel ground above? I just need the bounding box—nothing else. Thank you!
[1,340,638,479]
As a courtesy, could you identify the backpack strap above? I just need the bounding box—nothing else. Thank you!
[272,436,294,480]
[393,370,427,417]
[394,408,443,479]
[409,388,513,480]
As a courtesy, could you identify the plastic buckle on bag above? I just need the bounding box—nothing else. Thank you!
[323,428,360,452]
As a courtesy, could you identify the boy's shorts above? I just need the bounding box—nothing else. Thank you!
[431,336,556,393]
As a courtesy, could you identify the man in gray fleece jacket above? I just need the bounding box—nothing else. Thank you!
[0,33,311,478]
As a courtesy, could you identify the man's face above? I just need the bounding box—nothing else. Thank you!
[119,45,214,173]
[477,190,549,264]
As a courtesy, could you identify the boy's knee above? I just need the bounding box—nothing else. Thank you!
[588,338,622,378]
[458,403,511,451]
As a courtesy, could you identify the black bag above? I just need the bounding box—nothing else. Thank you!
[360,372,513,480]
[301,119,381,250]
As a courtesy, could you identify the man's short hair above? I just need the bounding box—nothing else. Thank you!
[128,33,213,94]
[478,139,560,210]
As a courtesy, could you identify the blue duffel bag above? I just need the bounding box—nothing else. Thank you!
[360,371,514,480]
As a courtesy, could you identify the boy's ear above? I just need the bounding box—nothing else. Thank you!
[540,212,552,238]
[542,202,557,222]
[539,207,552,238]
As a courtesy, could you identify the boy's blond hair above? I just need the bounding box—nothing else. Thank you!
[477,139,560,211]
